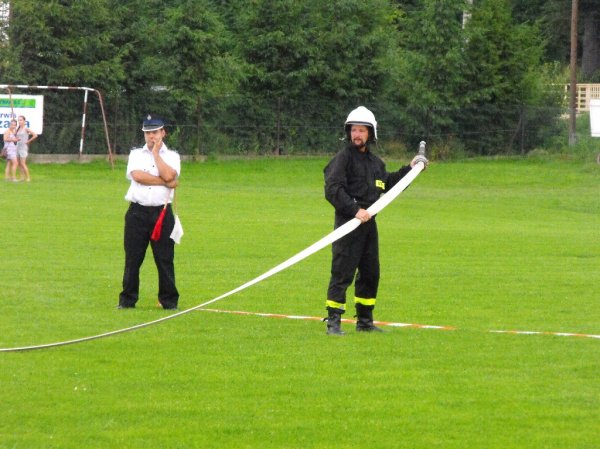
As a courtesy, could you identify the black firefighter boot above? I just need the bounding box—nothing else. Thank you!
[324,307,346,336]
[355,303,384,332]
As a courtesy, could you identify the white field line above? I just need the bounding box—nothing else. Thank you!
[200,308,600,340]
[199,308,455,331]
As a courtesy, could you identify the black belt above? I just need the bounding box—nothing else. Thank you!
[130,202,170,210]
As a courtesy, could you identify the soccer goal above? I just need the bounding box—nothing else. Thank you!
[0,84,114,167]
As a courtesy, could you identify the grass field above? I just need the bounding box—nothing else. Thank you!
[0,156,599,449]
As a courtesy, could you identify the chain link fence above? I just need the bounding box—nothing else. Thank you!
[3,90,585,160]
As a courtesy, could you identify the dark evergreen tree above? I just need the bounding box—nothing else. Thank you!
[3,0,127,154]
[393,0,469,151]
[224,0,400,153]
[462,0,546,153]
[512,0,600,80]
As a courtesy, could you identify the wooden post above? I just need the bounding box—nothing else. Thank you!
[569,0,579,146]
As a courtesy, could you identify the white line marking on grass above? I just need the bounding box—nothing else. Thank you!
[201,309,600,339]
[200,308,456,331]
[490,330,600,339]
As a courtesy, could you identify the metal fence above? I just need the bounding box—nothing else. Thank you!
[1,90,584,159]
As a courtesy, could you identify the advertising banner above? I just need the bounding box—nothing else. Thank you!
[0,95,44,134]
[590,98,600,137]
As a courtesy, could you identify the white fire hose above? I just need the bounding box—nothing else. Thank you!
[0,142,427,352]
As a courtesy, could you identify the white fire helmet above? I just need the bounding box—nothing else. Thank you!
[345,106,378,142]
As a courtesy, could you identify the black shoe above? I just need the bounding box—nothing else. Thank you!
[118,304,135,309]
[356,324,385,332]
[355,303,385,332]
[326,326,346,336]
[324,307,346,336]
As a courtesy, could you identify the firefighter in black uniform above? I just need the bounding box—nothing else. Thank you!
[323,106,427,335]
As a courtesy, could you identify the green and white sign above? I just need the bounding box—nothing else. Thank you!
[0,94,44,134]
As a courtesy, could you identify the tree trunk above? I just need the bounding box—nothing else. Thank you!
[581,10,600,78]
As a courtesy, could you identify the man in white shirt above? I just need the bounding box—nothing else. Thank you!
[118,115,181,310]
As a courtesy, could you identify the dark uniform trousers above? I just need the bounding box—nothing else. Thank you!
[119,202,179,308]
[327,214,379,305]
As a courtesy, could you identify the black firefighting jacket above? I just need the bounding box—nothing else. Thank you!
[324,144,411,219]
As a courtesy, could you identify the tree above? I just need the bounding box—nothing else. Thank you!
[461,0,545,153]
[161,0,244,154]
[580,2,600,80]
[8,0,126,89]
[513,0,600,80]
[0,0,571,155]
[393,0,469,148]
[393,0,550,155]
[223,0,401,152]
[2,0,128,153]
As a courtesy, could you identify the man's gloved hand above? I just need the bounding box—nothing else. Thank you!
[410,154,429,169]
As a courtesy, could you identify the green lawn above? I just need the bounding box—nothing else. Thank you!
[0,156,598,448]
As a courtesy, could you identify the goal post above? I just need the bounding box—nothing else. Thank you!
[0,84,114,168]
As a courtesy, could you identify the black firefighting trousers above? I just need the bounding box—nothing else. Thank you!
[326,214,379,305]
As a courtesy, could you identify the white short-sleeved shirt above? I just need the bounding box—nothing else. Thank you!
[124,144,181,206]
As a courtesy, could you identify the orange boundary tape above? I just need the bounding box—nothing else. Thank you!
[200,308,454,331]
[200,308,600,339]
[489,330,600,339]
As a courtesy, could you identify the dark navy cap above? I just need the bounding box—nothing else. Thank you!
[141,114,165,132]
